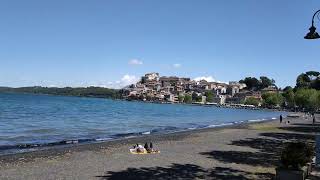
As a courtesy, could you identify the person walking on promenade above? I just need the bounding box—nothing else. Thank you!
[280,114,283,123]
[313,113,316,124]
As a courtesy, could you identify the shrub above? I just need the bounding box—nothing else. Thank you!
[244,97,260,106]
[280,142,314,170]
[262,92,283,108]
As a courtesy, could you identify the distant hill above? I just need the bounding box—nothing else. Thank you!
[0,86,121,99]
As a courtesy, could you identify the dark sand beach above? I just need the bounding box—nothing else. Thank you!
[0,114,319,180]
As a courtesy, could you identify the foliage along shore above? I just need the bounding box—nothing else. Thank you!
[0,86,122,99]
[231,71,320,112]
[234,71,320,112]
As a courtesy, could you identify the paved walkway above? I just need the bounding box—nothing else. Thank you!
[309,166,320,180]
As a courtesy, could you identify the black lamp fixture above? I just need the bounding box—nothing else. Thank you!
[305,9,320,39]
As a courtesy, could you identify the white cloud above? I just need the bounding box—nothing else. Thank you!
[194,76,217,82]
[121,74,139,84]
[100,74,139,89]
[173,63,181,68]
[128,59,143,65]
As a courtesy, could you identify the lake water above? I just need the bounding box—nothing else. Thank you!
[0,93,285,154]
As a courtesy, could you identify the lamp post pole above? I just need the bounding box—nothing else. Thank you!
[305,10,320,167]
[311,10,320,27]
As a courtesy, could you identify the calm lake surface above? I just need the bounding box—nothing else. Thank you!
[0,93,285,154]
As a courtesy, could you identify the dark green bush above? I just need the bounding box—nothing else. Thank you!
[281,142,314,169]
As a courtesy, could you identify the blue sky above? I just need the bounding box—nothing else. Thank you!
[0,0,319,88]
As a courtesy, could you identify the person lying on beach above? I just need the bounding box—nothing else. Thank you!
[136,144,145,153]
[130,142,160,154]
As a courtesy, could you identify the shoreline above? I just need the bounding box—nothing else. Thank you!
[124,98,285,111]
[1,113,318,180]
[0,118,277,165]
[0,116,280,158]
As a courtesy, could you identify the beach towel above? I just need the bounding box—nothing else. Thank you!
[129,148,160,155]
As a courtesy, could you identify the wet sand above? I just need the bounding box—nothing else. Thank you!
[0,114,319,180]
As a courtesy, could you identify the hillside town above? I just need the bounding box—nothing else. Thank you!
[122,73,279,107]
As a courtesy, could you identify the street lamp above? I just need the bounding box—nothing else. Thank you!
[304,9,320,39]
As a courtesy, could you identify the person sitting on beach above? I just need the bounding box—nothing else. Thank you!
[130,142,159,154]
[144,143,149,151]
[150,142,153,151]
[145,142,155,153]
[148,142,160,153]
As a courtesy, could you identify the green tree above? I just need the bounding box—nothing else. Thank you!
[192,92,198,101]
[311,78,320,90]
[196,96,203,102]
[184,94,192,104]
[262,92,284,108]
[192,92,202,102]
[260,76,275,89]
[282,86,295,108]
[178,95,184,103]
[306,71,320,79]
[294,88,320,111]
[296,71,320,90]
[0,86,122,99]
[239,77,260,90]
[205,91,214,103]
[244,97,260,106]
[239,76,276,91]
[296,73,311,89]
[283,86,293,92]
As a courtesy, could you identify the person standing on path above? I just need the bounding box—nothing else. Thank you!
[313,114,316,124]
[280,115,283,123]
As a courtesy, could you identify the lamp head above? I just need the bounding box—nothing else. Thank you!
[304,25,320,39]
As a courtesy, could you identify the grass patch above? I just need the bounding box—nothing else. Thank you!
[249,124,282,132]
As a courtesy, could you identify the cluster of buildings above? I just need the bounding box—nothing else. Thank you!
[122,73,276,106]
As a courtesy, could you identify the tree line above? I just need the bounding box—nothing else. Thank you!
[283,71,320,112]
[239,76,276,91]
[239,71,320,112]
[0,86,122,99]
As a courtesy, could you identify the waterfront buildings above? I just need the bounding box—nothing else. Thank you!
[123,73,264,106]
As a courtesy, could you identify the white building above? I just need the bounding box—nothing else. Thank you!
[144,73,160,81]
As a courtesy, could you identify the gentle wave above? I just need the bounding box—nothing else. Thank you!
[248,119,264,122]
[207,123,234,128]
[0,116,279,155]
[96,137,113,141]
